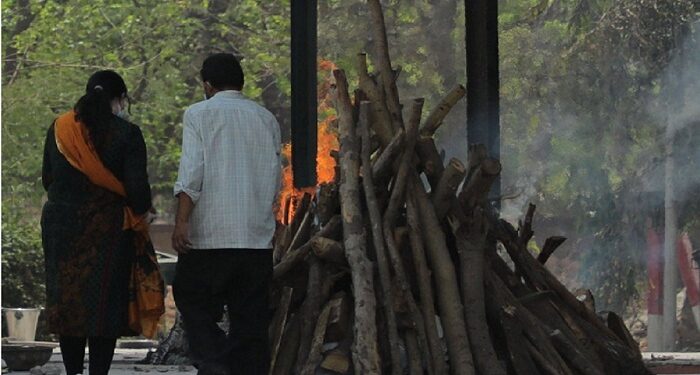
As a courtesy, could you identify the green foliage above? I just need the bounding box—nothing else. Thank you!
[1,212,45,308]
[2,0,291,217]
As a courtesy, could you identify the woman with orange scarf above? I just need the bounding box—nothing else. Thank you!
[41,70,164,375]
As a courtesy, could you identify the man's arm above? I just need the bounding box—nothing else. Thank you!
[172,109,204,254]
[172,193,194,254]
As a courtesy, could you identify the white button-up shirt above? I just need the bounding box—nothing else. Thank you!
[174,90,281,249]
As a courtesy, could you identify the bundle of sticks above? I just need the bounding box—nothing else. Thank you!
[269,1,650,374]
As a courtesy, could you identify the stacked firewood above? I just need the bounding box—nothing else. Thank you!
[269,1,650,375]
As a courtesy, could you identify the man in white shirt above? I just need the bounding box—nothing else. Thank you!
[172,53,281,375]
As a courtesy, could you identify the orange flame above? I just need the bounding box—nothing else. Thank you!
[276,60,340,224]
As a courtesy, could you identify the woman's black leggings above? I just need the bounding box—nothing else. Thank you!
[59,336,117,375]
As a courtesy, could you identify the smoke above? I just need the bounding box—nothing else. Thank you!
[653,21,700,210]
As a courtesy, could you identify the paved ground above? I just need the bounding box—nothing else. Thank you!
[5,349,700,374]
[3,349,197,374]
[644,352,700,375]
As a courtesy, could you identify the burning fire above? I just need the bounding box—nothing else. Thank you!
[276,60,340,224]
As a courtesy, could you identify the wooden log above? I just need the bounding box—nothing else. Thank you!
[269,287,294,373]
[524,340,564,375]
[518,203,536,247]
[432,158,467,220]
[410,174,475,375]
[273,226,292,265]
[372,129,405,182]
[286,208,314,254]
[367,0,403,132]
[359,101,403,375]
[326,292,352,343]
[484,269,573,375]
[450,210,506,375]
[576,288,596,312]
[466,144,488,181]
[493,254,603,368]
[490,214,623,341]
[458,158,501,210]
[415,136,445,190]
[273,243,311,281]
[549,329,605,375]
[602,311,641,355]
[406,195,448,375]
[490,250,605,370]
[449,211,506,375]
[272,225,292,265]
[291,193,312,232]
[380,99,433,374]
[321,349,351,374]
[493,235,624,373]
[300,301,333,375]
[572,316,650,374]
[383,98,423,229]
[540,297,608,366]
[317,182,340,226]
[420,84,466,137]
[404,329,423,375]
[496,309,539,375]
[311,237,346,265]
[271,313,301,375]
[296,257,324,373]
[274,215,342,280]
[357,52,395,146]
[383,226,431,375]
[334,69,381,374]
[537,236,567,264]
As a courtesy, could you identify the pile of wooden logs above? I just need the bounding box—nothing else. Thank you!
[269,1,650,374]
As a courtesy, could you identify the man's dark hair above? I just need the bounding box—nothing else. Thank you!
[201,53,244,90]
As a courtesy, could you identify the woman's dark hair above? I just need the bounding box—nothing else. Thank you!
[74,70,128,154]
[200,53,244,89]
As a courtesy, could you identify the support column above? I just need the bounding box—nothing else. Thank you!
[465,0,500,206]
[291,0,318,188]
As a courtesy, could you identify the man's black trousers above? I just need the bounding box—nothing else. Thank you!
[173,249,272,375]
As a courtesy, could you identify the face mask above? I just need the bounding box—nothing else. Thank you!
[116,106,129,120]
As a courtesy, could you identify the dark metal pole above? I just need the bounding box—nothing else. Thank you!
[466,0,500,205]
[291,0,318,188]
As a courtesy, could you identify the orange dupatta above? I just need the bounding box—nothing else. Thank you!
[54,111,165,338]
